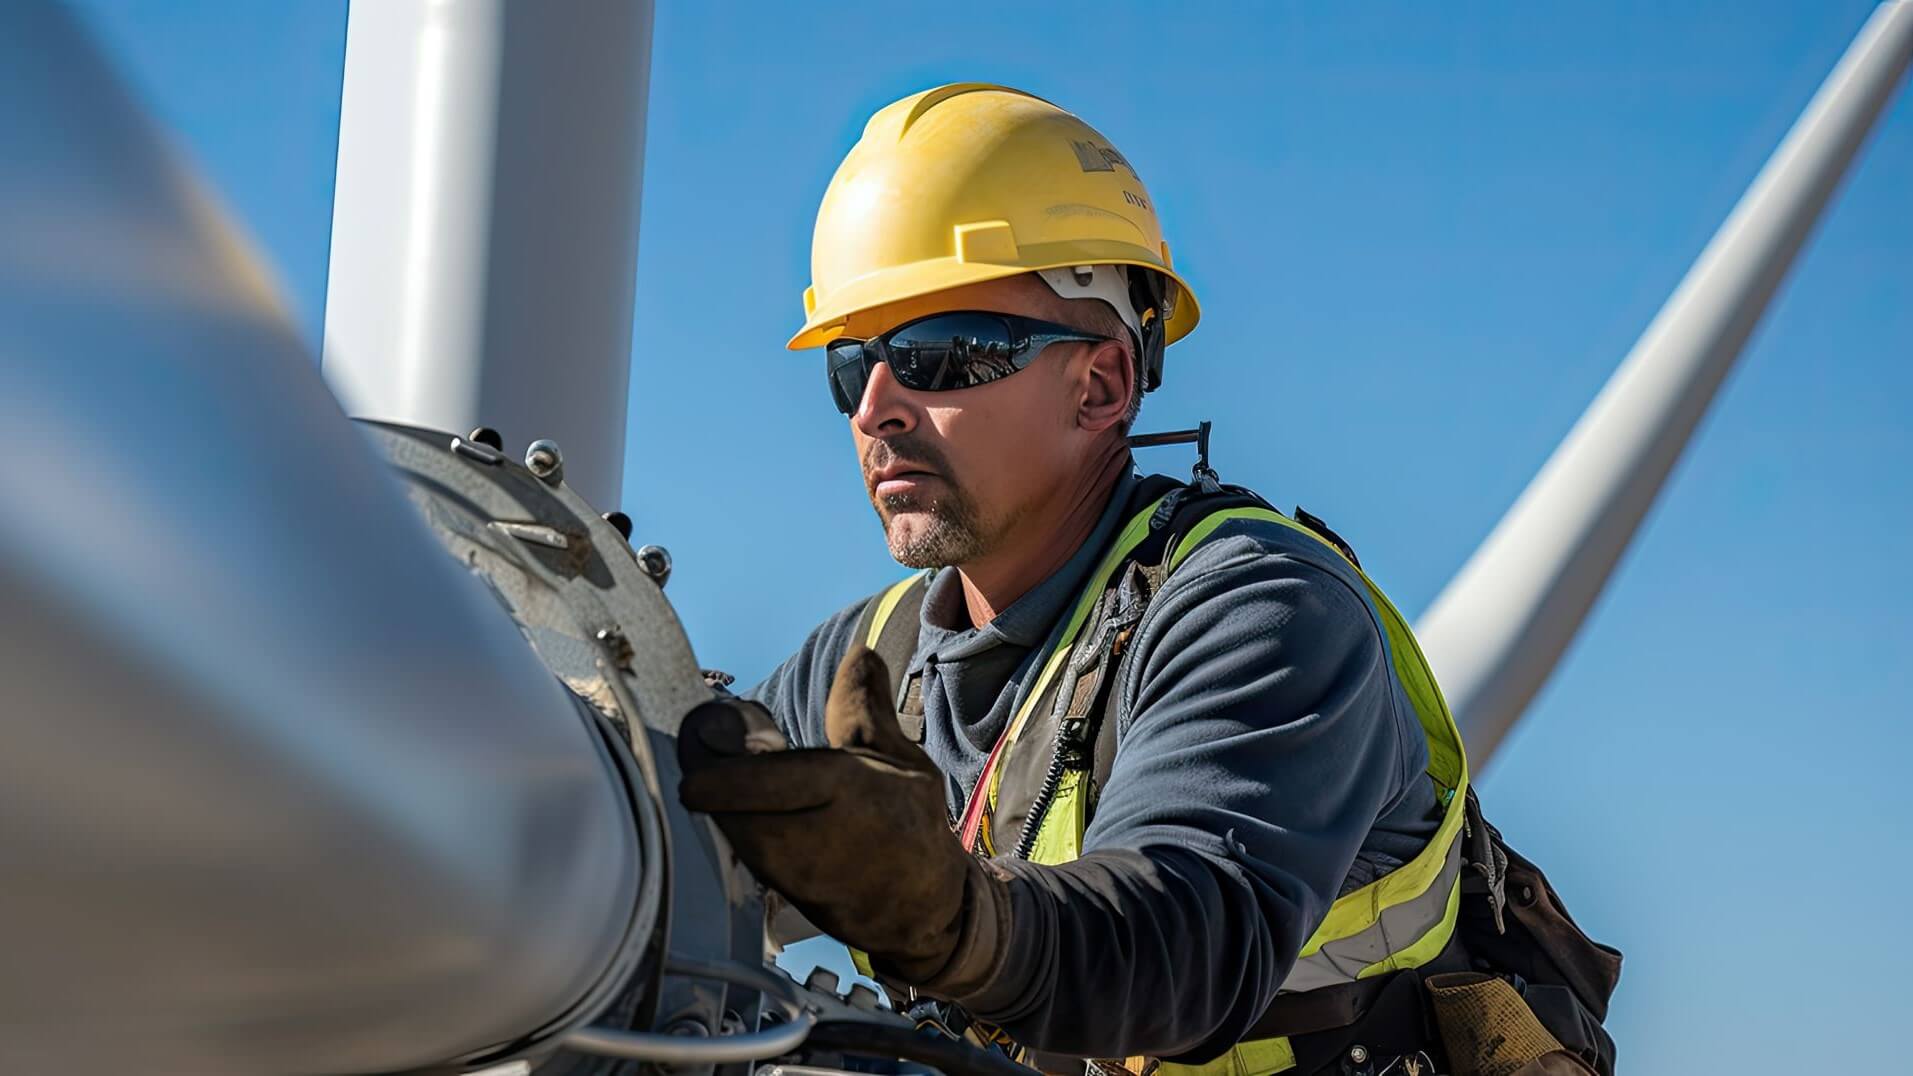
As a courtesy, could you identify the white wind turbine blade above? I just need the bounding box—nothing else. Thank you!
[1416,1,1913,768]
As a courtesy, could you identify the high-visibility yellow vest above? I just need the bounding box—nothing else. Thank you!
[859,488,1470,1075]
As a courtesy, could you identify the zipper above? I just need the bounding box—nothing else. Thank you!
[1010,722,1076,860]
[1011,619,1137,861]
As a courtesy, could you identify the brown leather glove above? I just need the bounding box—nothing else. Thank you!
[678,645,1011,994]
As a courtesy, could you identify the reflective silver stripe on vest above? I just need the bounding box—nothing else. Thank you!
[1277,824,1464,993]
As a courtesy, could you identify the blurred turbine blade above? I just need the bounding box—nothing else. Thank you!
[1416,1,1913,769]
[0,5,638,1073]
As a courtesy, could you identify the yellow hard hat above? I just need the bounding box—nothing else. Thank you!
[788,83,1201,375]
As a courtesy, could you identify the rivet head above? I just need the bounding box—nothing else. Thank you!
[603,510,633,540]
[636,544,671,587]
[467,426,503,450]
[1348,1045,1369,1064]
[525,439,563,481]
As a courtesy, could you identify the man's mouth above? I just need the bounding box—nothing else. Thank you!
[870,466,941,498]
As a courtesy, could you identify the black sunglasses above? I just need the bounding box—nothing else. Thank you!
[826,311,1113,415]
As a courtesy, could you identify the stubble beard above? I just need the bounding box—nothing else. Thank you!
[862,434,992,568]
[875,488,986,568]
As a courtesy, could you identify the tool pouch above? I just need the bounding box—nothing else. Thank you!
[1454,793,1621,1076]
[1424,973,1595,1076]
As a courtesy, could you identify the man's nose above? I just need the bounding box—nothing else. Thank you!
[853,360,918,437]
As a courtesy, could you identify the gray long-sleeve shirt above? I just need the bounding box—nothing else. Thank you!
[745,470,1441,1061]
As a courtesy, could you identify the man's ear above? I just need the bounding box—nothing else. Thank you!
[1076,340,1135,434]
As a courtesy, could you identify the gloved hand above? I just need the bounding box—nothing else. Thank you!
[677,645,1011,995]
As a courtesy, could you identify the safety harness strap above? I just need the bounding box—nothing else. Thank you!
[856,571,930,742]
[1244,974,1393,1041]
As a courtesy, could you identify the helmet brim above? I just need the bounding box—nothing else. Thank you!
[787,256,1200,351]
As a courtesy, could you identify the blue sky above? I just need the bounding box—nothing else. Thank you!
[72,2,1912,1071]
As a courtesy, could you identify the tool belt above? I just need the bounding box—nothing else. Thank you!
[1264,793,1620,1076]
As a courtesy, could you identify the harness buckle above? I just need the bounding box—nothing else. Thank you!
[1462,788,1510,935]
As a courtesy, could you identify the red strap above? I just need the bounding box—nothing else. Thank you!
[957,729,1011,852]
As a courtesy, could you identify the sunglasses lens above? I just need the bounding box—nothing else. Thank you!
[823,314,1043,414]
[885,313,1019,392]
[826,342,869,414]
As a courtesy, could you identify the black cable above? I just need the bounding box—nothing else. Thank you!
[803,1021,1040,1076]
[662,953,806,1017]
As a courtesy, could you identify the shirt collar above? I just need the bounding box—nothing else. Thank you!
[916,467,1143,658]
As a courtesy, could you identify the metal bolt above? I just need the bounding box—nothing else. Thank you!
[450,434,505,465]
[1348,1045,1369,1065]
[595,628,634,670]
[491,521,568,550]
[467,426,504,450]
[637,544,671,588]
[525,439,564,482]
[603,510,633,540]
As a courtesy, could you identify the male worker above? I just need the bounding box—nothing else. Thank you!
[676,85,1605,1075]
